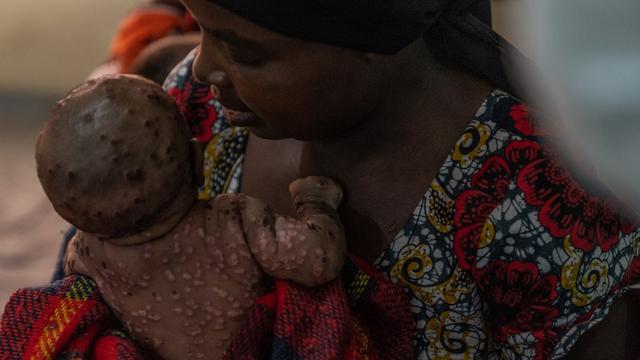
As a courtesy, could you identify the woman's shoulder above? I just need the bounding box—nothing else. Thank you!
[454,89,639,261]
[457,90,640,357]
[376,89,640,358]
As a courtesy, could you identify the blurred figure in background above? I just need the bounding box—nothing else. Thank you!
[524,0,640,214]
[90,0,199,84]
[517,1,640,358]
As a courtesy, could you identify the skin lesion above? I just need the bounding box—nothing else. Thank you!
[63,232,93,277]
[61,176,346,358]
[208,176,346,287]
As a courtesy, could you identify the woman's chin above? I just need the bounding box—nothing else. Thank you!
[223,108,325,141]
[223,108,261,127]
[223,110,285,139]
[246,126,290,140]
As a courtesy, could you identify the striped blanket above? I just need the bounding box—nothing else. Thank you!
[1,257,414,359]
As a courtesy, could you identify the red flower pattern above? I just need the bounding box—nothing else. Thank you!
[473,260,560,342]
[454,114,637,263]
[532,329,560,360]
[167,80,217,142]
[454,141,541,270]
[518,154,636,252]
[509,104,541,136]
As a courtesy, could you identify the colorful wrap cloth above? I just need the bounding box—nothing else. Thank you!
[0,256,414,359]
[109,4,198,73]
[0,276,144,359]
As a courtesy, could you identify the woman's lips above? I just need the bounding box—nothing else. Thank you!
[223,108,261,127]
[210,85,260,127]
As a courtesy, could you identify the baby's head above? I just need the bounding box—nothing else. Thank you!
[36,75,195,238]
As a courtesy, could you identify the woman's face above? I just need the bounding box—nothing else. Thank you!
[182,0,392,140]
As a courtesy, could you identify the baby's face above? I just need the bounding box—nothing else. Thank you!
[36,75,193,237]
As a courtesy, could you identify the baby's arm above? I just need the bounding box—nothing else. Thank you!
[215,177,345,287]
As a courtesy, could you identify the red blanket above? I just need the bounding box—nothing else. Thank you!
[1,257,414,359]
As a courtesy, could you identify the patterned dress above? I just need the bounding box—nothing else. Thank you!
[164,51,640,360]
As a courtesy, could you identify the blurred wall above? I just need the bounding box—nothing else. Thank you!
[0,0,143,95]
[492,0,532,56]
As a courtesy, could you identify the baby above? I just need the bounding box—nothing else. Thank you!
[35,75,346,359]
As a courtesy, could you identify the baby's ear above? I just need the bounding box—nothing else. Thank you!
[190,139,205,187]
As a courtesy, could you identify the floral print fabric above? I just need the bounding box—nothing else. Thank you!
[164,50,247,196]
[375,93,639,360]
[165,52,640,359]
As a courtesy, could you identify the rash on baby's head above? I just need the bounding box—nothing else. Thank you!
[36,75,192,237]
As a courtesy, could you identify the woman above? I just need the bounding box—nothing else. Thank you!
[164,0,640,358]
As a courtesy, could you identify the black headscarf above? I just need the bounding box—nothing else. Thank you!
[208,0,523,94]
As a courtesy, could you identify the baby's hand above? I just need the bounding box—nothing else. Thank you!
[289,176,343,210]
[235,176,346,287]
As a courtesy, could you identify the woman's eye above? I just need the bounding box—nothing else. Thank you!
[226,46,267,66]
[201,27,269,67]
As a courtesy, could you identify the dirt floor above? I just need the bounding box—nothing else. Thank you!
[0,93,69,306]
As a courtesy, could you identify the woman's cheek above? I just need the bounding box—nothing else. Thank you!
[237,77,288,116]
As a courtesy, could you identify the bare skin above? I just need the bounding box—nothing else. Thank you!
[64,177,345,359]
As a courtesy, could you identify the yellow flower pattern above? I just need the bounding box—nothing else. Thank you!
[478,220,495,249]
[451,122,491,168]
[198,127,248,200]
[391,244,474,306]
[425,311,486,360]
[560,236,611,307]
[428,183,455,234]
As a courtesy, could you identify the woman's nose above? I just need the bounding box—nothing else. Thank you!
[192,43,250,112]
[192,48,209,83]
[192,47,232,88]
[206,70,233,88]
